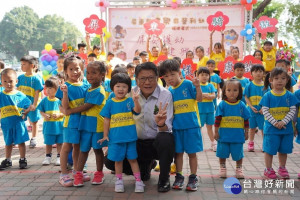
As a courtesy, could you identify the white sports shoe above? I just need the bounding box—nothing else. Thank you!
[55,157,60,166]
[135,181,145,193]
[42,157,51,165]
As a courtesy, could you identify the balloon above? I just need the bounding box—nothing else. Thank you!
[50,60,57,67]
[45,55,52,62]
[45,43,53,51]
[45,65,52,72]
[53,55,58,61]
[48,49,57,57]
[62,42,68,51]
[42,70,50,76]
[41,50,48,55]
[42,61,49,66]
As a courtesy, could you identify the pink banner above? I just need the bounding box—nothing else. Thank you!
[108,6,245,61]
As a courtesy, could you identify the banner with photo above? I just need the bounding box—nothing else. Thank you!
[108,6,245,61]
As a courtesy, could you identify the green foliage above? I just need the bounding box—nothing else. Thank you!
[254,0,284,20]
[286,1,300,39]
[0,6,82,59]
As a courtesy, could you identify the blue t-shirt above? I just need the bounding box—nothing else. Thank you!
[100,97,138,143]
[244,81,264,116]
[210,73,221,91]
[104,78,112,99]
[79,85,106,133]
[37,97,63,135]
[234,76,250,103]
[56,81,89,128]
[17,74,44,104]
[198,83,216,114]
[0,91,31,127]
[260,89,298,135]
[169,79,200,129]
[131,78,137,88]
[216,100,250,143]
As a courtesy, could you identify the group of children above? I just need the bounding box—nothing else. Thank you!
[0,27,300,193]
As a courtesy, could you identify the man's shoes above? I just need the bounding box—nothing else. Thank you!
[157,179,170,192]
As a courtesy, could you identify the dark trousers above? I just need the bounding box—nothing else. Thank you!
[137,132,175,182]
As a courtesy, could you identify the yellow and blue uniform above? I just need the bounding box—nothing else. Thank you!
[0,91,31,145]
[216,100,250,161]
[56,81,89,144]
[104,78,112,99]
[37,97,64,145]
[131,78,137,88]
[234,76,250,104]
[17,74,44,122]
[244,81,264,130]
[0,80,3,92]
[100,97,138,161]
[260,90,298,155]
[79,86,108,152]
[169,79,203,154]
[197,56,209,69]
[294,90,300,144]
[198,82,216,127]
[210,73,221,108]
[210,52,225,70]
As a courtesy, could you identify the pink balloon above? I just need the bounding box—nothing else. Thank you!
[48,49,57,57]
[171,2,178,9]
[41,50,48,55]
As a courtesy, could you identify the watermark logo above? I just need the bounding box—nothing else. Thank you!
[223,177,242,194]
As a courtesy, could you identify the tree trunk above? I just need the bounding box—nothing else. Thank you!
[253,0,273,19]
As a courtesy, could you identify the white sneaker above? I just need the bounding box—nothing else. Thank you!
[115,179,124,193]
[55,157,60,166]
[135,181,145,193]
[29,138,37,148]
[42,157,51,165]
[211,142,217,152]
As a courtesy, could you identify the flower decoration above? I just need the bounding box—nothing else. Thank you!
[95,0,109,12]
[253,16,278,40]
[241,55,263,79]
[166,0,182,9]
[83,14,106,35]
[218,56,237,79]
[276,41,296,62]
[240,24,256,41]
[206,11,229,32]
[144,19,165,36]
[240,0,257,11]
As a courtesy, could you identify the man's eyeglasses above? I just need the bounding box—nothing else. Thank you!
[137,76,157,83]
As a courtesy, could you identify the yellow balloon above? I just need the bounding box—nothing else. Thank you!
[45,43,53,51]
[172,0,177,2]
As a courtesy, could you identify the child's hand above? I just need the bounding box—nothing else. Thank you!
[44,114,51,120]
[294,129,298,137]
[51,113,61,119]
[132,88,140,102]
[202,93,208,99]
[214,131,219,141]
[191,75,200,87]
[250,106,258,113]
[275,121,286,129]
[98,136,109,145]
[259,109,263,115]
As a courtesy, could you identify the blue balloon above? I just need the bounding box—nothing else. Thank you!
[50,60,57,67]
[45,65,52,72]
[247,0,252,3]
[42,60,49,66]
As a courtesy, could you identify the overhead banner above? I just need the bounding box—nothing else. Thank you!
[108,6,245,61]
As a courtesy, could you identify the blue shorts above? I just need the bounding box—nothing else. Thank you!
[108,141,137,162]
[44,134,63,145]
[63,128,80,144]
[263,134,294,155]
[27,109,41,123]
[200,112,215,127]
[173,128,203,154]
[80,131,108,152]
[2,121,29,145]
[249,114,264,130]
[216,142,244,161]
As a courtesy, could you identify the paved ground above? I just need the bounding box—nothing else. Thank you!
[0,123,300,200]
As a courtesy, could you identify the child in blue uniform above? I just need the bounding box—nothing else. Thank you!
[127,63,137,88]
[159,59,203,191]
[206,60,221,108]
[233,62,250,104]
[17,56,44,148]
[99,73,144,193]
[37,77,64,166]
[0,69,32,170]
[294,89,300,179]
[214,79,250,179]
[56,56,90,187]
[244,64,265,152]
[260,67,298,179]
[62,61,108,187]
[275,59,297,90]
[196,67,217,151]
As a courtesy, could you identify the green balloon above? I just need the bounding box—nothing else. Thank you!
[42,70,49,76]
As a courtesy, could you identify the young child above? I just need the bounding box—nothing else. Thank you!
[139,51,149,63]
[196,46,209,69]
[127,63,137,88]
[17,55,44,148]
[233,62,250,104]
[56,56,90,187]
[147,35,163,62]
[37,77,64,166]
[196,67,217,151]
[214,79,250,179]
[253,50,266,68]
[133,56,142,66]
[61,61,107,187]
[231,47,241,61]
[99,73,145,193]
[209,30,225,71]
[0,69,32,170]
[106,51,115,79]
[51,55,65,76]
[255,28,278,72]
[206,60,221,108]
[186,50,194,60]
[244,65,265,152]
[260,67,297,179]
[159,59,203,191]
[275,59,297,89]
